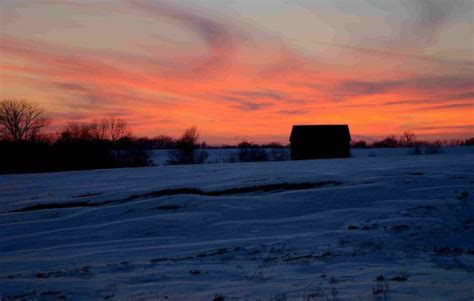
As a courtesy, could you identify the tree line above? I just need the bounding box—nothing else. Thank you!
[351,131,474,149]
[0,99,152,173]
[0,99,227,172]
[1,99,473,173]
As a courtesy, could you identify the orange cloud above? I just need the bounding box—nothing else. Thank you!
[0,1,472,143]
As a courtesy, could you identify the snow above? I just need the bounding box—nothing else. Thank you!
[149,146,474,165]
[1,149,473,300]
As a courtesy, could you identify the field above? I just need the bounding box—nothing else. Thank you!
[149,146,473,165]
[1,149,473,300]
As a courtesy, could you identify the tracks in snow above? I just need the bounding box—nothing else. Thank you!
[11,181,342,212]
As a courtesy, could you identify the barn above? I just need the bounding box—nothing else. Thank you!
[289,125,351,160]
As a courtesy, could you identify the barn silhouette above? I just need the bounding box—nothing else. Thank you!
[289,125,351,160]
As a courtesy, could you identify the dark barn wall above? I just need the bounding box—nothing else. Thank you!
[289,125,351,160]
[291,141,350,160]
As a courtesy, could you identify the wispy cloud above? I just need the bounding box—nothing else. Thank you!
[415,102,473,111]
[383,92,474,106]
[230,90,283,101]
[309,41,474,68]
[224,96,272,112]
[275,109,308,115]
[1,0,472,142]
[128,0,248,76]
[330,75,474,100]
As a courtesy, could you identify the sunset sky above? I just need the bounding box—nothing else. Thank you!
[1,0,473,143]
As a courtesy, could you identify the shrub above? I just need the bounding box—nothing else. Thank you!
[0,128,151,174]
[213,294,225,301]
[400,131,416,147]
[351,140,367,148]
[464,137,474,146]
[237,141,269,162]
[167,126,207,165]
[409,146,422,155]
[424,141,443,155]
[372,136,399,148]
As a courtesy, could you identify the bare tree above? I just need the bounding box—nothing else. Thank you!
[98,117,129,142]
[61,122,99,140]
[154,135,176,148]
[400,131,416,147]
[90,121,107,140]
[180,125,199,146]
[0,99,49,142]
[372,135,399,148]
[60,118,129,142]
[168,126,207,164]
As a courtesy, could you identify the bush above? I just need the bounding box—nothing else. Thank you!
[400,131,416,147]
[224,141,290,163]
[351,140,367,148]
[167,149,208,165]
[167,126,207,165]
[424,141,443,155]
[464,137,474,146]
[408,141,443,156]
[0,134,152,174]
[153,135,176,149]
[372,136,399,148]
[239,148,269,162]
[236,141,269,162]
[409,146,423,155]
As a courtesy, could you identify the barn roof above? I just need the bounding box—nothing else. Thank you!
[289,125,351,142]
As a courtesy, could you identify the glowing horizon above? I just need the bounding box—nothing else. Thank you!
[1,0,473,144]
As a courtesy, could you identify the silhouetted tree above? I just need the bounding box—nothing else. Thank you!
[112,136,152,167]
[263,142,285,148]
[237,141,269,162]
[372,136,399,148]
[0,107,151,173]
[60,118,129,142]
[60,122,98,141]
[448,139,462,146]
[425,140,443,154]
[154,135,176,149]
[0,99,49,142]
[100,117,129,142]
[51,120,149,171]
[400,131,416,147]
[464,137,474,146]
[351,140,367,148]
[168,126,208,164]
[178,126,199,163]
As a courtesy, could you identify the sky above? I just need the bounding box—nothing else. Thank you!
[1,0,473,144]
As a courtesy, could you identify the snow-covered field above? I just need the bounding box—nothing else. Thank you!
[1,150,473,300]
[150,146,474,165]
